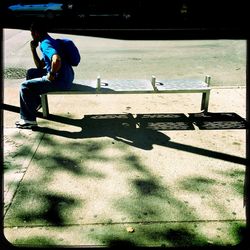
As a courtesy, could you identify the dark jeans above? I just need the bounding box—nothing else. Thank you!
[19,68,62,121]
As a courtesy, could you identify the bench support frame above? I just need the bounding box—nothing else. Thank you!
[201,75,211,112]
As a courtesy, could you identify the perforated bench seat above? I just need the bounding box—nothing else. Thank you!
[41,75,211,118]
[154,79,211,92]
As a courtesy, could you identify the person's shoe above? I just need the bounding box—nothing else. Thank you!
[15,119,38,129]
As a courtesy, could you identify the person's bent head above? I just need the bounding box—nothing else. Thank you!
[30,20,48,42]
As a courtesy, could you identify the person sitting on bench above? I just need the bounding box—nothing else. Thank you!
[15,20,75,129]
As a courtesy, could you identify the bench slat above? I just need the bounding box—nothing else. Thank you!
[99,79,154,92]
[155,79,210,91]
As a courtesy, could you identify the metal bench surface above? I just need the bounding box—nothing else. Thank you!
[98,79,154,93]
[155,79,210,92]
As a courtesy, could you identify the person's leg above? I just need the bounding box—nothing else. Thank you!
[26,68,47,80]
[17,76,57,128]
[26,68,47,109]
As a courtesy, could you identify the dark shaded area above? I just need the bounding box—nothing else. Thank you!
[16,193,78,226]
[1,235,58,250]
[234,225,250,249]
[3,103,247,131]
[108,239,137,248]
[189,112,248,130]
[179,177,217,193]
[137,113,195,131]
[1,0,249,39]
[2,102,247,164]
[13,236,58,247]
[59,83,115,93]
[163,227,208,247]
[40,111,247,131]
[245,41,250,242]
[2,103,20,114]
[29,112,247,165]
[84,113,136,129]
[138,112,248,130]
[134,179,160,196]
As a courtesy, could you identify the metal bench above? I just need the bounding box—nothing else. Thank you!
[41,75,211,118]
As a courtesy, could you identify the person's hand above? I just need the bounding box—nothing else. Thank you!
[30,40,39,51]
[47,72,56,82]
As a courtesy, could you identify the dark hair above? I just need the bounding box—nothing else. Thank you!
[30,19,47,35]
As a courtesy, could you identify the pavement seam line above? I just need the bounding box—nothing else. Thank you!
[4,219,246,229]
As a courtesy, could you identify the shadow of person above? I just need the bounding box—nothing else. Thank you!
[112,127,171,150]
[32,120,171,151]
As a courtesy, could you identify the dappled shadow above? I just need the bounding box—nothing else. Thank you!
[3,106,247,247]
[32,135,108,180]
[161,227,209,247]
[179,177,217,193]
[4,131,109,228]
[116,154,201,223]
[17,193,77,226]
[111,150,246,247]
[5,180,80,226]
[133,179,160,196]
[10,236,58,247]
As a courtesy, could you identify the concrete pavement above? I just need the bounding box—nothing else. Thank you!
[3,82,247,247]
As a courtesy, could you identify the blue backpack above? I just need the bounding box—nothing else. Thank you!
[57,38,81,66]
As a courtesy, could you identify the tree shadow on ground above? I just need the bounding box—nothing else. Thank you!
[3,107,248,247]
[104,156,246,247]
[5,180,80,226]
[11,236,58,247]
[4,132,110,228]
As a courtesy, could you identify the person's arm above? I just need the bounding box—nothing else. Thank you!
[47,54,61,81]
[30,40,45,69]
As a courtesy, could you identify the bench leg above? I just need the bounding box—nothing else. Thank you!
[41,94,49,118]
[201,91,210,112]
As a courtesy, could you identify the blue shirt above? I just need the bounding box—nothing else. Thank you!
[40,34,74,90]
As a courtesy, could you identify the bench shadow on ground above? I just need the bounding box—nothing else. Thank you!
[2,104,247,165]
[31,111,247,165]
[35,111,248,134]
